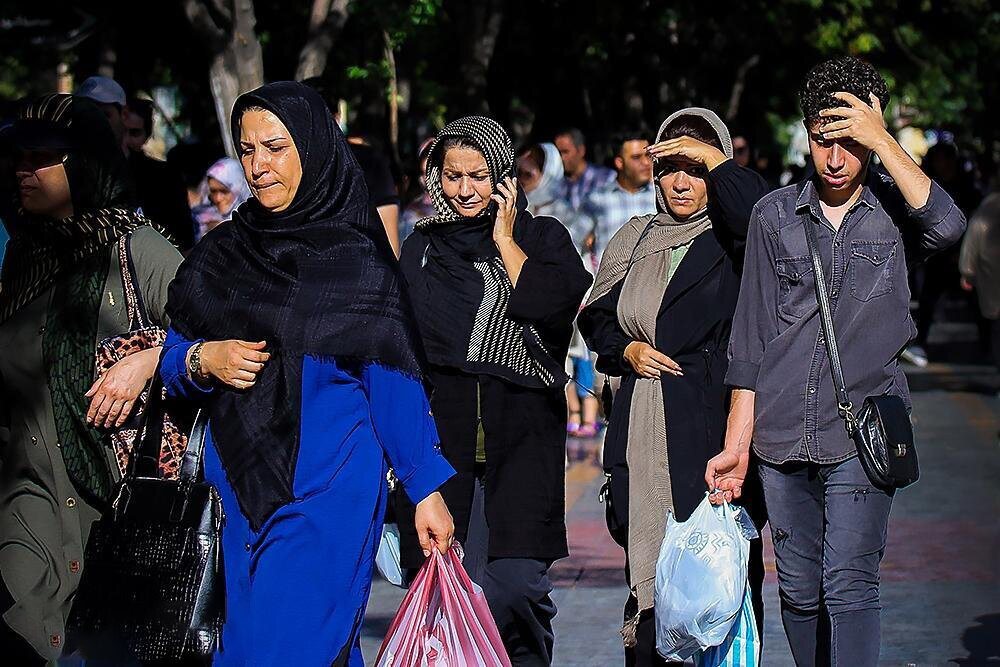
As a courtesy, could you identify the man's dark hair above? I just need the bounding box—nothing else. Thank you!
[554,127,585,148]
[613,130,647,157]
[798,56,890,127]
[660,115,722,151]
[128,97,154,136]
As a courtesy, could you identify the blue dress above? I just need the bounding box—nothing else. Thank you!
[161,329,455,665]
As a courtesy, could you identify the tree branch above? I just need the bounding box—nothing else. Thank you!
[182,0,231,51]
[295,0,350,81]
[725,54,760,122]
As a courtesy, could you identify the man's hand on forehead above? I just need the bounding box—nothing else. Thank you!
[815,91,889,150]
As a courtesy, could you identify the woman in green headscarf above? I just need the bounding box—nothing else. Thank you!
[0,94,181,664]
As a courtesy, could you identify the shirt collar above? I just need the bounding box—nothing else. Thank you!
[795,174,877,219]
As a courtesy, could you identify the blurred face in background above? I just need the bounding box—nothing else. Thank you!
[96,103,127,151]
[15,147,73,219]
[238,108,302,212]
[207,176,236,214]
[124,110,149,153]
[807,119,870,197]
[614,139,652,191]
[656,156,709,220]
[516,152,543,193]
[440,146,492,217]
[555,134,586,178]
[732,135,750,167]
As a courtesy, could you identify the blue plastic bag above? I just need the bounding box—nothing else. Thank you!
[695,587,760,667]
[375,522,404,587]
[654,495,757,661]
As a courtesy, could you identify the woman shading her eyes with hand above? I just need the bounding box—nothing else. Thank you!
[579,108,770,666]
[396,116,592,666]
[160,82,455,666]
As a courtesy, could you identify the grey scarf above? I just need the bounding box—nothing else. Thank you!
[588,107,733,619]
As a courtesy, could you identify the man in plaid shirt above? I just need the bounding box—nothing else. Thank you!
[579,132,656,264]
[555,128,616,211]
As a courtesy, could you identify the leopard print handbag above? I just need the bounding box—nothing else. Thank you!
[95,233,187,479]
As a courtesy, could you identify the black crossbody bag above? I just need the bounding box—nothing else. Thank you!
[68,373,225,660]
[803,218,919,490]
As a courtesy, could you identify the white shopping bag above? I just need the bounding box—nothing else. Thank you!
[654,495,757,661]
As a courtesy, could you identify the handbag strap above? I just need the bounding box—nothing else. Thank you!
[126,369,207,482]
[116,232,154,331]
[802,218,857,436]
[179,409,209,481]
[127,368,164,480]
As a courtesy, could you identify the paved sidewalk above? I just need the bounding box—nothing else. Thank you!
[362,361,999,665]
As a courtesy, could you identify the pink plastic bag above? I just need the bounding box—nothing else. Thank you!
[375,545,512,667]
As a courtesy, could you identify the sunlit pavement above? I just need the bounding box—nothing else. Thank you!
[362,353,999,665]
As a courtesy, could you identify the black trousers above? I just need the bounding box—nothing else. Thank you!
[464,477,557,666]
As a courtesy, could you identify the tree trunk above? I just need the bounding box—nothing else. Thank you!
[383,30,400,166]
[295,0,351,81]
[209,51,242,158]
[452,0,504,113]
[724,54,760,122]
[184,0,264,157]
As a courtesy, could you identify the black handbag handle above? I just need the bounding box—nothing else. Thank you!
[127,366,208,482]
[802,218,858,436]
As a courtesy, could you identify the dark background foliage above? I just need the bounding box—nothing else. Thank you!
[2,0,998,175]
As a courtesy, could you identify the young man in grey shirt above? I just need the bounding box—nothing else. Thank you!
[705,57,966,665]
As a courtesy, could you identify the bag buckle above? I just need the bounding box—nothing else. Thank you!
[838,402,856,436]
[598,474,611,504]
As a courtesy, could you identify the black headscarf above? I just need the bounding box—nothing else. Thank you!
[166,81,422,530]
[0,94,163,505]
[405,116,566,388]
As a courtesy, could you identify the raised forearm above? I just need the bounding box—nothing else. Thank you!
[873,132,932,209]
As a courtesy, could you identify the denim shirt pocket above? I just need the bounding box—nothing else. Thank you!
[850,239,896,302]
[775,256,815,321]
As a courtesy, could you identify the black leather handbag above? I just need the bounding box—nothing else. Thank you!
[68,373,225,661]
[803,218,919,490]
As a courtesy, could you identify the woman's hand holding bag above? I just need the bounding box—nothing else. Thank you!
[376,544,512,667]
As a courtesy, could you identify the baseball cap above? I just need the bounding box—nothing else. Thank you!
[76,76,127,107]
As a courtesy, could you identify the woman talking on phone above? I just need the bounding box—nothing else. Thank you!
[396,116,592,666]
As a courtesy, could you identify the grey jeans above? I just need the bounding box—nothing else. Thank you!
[463,478,557,667]
[759,455,893,667]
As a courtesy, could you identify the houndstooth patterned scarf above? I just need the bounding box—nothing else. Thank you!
[408,116,563,388]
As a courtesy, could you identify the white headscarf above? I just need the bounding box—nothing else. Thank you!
[204,157,252,218]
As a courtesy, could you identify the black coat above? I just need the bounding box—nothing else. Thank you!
[579,161,769,533]
[396,210,592,568]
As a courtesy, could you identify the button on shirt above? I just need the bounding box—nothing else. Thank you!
[580,179,657,263]
[726,169,966,464]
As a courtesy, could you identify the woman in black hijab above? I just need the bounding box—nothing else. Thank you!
[397,116,592,666]
[0,94,180,664]
[161,82,455,666]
